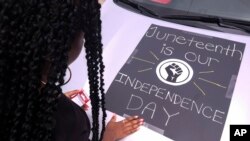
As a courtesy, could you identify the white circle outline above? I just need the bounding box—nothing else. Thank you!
[156,59,193,86]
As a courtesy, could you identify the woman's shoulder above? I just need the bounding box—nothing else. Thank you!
[53,94,90,141]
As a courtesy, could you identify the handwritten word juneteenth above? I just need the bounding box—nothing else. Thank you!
[146,26,243,61]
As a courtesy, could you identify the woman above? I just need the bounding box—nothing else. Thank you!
[0,0,143,141]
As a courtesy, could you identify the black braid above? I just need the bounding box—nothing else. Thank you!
[0,0,106,141]
[81,0,107,140]
[93,3,107,139]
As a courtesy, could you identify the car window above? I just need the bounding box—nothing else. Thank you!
[132,0,250,22]
[115,0,250,35]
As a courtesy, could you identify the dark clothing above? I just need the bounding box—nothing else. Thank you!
[53,94,90,141]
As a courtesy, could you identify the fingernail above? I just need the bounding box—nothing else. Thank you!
[139,118,144,122]
[140,121,144,125]
[134,115,139,118]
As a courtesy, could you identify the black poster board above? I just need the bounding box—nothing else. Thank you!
[105,24,245,141]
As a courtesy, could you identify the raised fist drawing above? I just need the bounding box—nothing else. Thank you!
[165,63,183,82]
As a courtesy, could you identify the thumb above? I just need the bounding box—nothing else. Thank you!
[110,114,117,122]
[65,90,79,98]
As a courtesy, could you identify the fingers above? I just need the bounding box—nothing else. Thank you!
[123,117,140,127]
[111,114,117,122]
[64,89,80,98]
[122,115,138,123]
[122,116,144,135]
[104,115,144,140]
[124,126,140,135]
[81,103,89,111]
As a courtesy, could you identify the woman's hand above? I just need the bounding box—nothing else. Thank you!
[64,89,89,110]
[64,90,80,98]
[102,115,144,141]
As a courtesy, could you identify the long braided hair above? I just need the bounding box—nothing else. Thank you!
[0,0,106,141]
